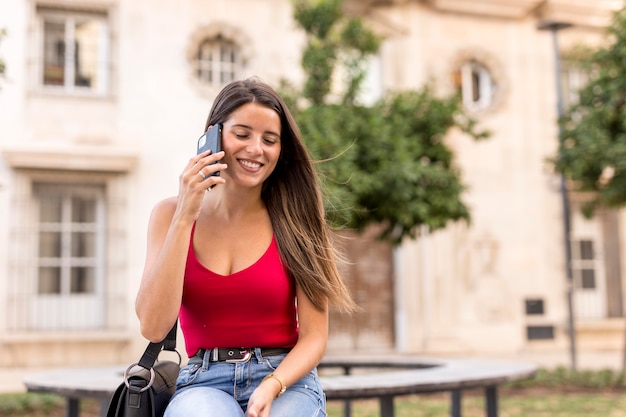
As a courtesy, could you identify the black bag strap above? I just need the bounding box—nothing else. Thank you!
[137,321,178,370]
[161,322,178,352]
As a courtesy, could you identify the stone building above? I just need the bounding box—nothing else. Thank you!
[0,0,624,385]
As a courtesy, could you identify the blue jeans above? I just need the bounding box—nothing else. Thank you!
[164,348,326,417]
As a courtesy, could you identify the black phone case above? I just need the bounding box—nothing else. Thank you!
[197,123,223,178]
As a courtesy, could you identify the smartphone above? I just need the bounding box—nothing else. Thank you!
[196,123,223,178]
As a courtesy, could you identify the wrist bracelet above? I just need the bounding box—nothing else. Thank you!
[263,373,286,398]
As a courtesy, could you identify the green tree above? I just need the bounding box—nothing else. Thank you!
[283,0,488,245]
[555,7,626,216]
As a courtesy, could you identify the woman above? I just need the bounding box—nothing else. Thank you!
[135,78,355,417]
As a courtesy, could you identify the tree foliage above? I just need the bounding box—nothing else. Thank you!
[284,0,488,245]
[555,7,626,216]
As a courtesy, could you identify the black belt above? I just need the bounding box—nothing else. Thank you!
[193,347,291,363]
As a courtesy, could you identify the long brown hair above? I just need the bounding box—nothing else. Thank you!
[205,78,355,312]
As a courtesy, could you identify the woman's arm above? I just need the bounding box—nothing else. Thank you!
[272,285,329,387]
[246,285,328,416]
[135,150,226,342]
[135,198,189,342]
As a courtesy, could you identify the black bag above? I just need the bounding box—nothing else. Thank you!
[106,323,181,417]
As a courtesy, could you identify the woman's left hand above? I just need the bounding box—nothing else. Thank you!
[244,384,276,417]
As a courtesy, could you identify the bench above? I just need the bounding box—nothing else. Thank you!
[23,365,124,417]
[22,355,537,417]
[318,355,538,417]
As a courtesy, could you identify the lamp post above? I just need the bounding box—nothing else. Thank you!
[538,20,577,372]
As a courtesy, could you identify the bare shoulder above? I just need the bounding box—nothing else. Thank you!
[149,196,178,225]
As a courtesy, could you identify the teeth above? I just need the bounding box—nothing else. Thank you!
[240,160,261,169]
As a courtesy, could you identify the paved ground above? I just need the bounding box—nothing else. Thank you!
[1,349,623,394]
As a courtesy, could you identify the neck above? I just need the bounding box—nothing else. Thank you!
[206,184,265,222]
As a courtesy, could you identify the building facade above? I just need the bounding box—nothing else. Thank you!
[0,0,624,380]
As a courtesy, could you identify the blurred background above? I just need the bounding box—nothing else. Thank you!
[0,0,625,394]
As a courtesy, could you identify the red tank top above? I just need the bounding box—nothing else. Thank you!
[179,226,298,357]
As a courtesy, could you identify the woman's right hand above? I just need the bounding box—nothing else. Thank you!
[175,150,227,221]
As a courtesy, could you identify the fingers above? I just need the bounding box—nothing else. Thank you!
[199,174,225,192]
[194,149,224,166]
[189,150,227,186]
[180,153,225,191]
[196,162,227,180]
[196,150,224,171]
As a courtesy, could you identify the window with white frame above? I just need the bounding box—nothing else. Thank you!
[453,60,496,111]
[39,7,110,94]
[570,208,607,320]
[560,64,588,109]
[358,54,383,106]
[5,177,125,332]
[572,240,596,288]
[32,183,106,329]
[194,36,242,87]
[329,53,383,105]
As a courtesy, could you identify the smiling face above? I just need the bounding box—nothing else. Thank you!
[219,102,282,189]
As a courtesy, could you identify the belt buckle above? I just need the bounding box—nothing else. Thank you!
[225,348,252,363]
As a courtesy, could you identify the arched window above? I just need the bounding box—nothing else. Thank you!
[187,24,251,95]
[195,36,242,86]
[453,60,496,111]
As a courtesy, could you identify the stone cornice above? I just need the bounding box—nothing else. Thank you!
[2,145,138,172]
[424,0,544,19]
[347,0,624,28]
[536,0,623,29]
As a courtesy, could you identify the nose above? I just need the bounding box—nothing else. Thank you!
[246,135,263,155]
